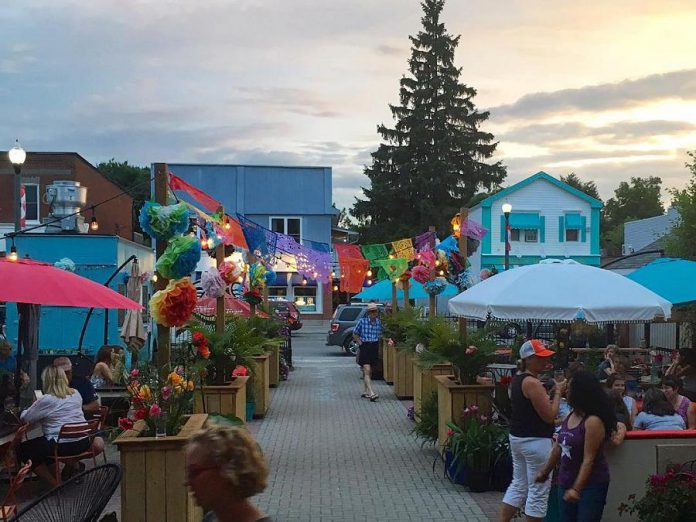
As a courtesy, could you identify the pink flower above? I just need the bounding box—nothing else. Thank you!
[161,386,172,400]
[175,366,184,375]
[387,338,395,347]
[149,404,162,418]
[446,428,454,438]
[469,405,480,413]
[130,368,140,377]
[118,418,134,431]
[463,407,470,415]
[465,345,478,355]
[480,415,488,423]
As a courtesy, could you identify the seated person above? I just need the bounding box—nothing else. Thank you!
[665,348,696,401]
[53,357,100,417]
[597,345,620,381]
[688,402,696,430]
[606,374,638,427]
[0,339,17,372]
[661,375,692,426]
[18,366,101,487]
[634,388,686,431]
[607,388,631,445]
[90,345,115,388]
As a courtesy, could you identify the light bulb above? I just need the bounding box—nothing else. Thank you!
[367,279,372,286]
[331,271,336,278]
[435,260,440,266]
[8,246,18,262]
[151,273,158,283]
[237,275,244,283]
[367,270,372,277]
[206,238,214,249]
[90,217,99,231]
[333,285,339,292]
[224,221,231,230]
[388,254,394,259]
[302,278,308,285]
[439,270,444,276]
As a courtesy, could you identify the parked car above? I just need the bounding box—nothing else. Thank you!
[326,303,385,354]
[269,300,303,331]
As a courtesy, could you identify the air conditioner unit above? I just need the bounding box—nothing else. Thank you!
[621,244,635,256]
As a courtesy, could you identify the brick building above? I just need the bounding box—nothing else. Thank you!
[0,152,134,249]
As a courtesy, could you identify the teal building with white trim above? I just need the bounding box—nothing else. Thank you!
[468,171,603,278]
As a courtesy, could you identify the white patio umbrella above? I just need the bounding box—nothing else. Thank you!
[448,259,671,323]
[120,261,146,352]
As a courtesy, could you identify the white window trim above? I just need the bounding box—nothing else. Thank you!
[269,216,303,243]
[23,183,40,224]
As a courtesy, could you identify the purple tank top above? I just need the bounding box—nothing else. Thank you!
[557,414,610,488]
[676,396,691,424]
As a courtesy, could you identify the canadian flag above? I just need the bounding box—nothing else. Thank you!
[20,186,26,228]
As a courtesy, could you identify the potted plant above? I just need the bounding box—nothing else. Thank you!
[114,364,206,522]
[412,390,439,447]
[383,307,421,398]
[247,315,285,387]
[442,405,507,492]
[424,324,497,448]
[619,463,696,521]
[409,317,453,414]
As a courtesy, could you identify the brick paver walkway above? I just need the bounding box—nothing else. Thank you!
[250,322,492,522]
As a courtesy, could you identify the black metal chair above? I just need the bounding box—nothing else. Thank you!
[10,463,121,522]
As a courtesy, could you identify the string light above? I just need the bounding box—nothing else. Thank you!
[151,273,158,283]
[206,238,214,249]
[302,278,308,285]
[388,254,394,259]
[224,221,231,230]
[435,260,440,266]
[367,279,372,286]
[89,207,99,231]
[8,242,18,262]
[366,270,372,277]
[331,271,336,278]
[332,285,339,291]
[237,275,244,283]
[439,270,445,276]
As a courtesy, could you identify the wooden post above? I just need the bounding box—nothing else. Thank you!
[215,243,225,335]
[403,278,410,309]
[153,163,170,367]
[458,206,468,343]
[391,281,398,314]
[427,225,437,318]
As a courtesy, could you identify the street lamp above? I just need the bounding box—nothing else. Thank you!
[502,203,512,270]
[8,140,26,233]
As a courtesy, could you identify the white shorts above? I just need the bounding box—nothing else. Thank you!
[502,435,553,518]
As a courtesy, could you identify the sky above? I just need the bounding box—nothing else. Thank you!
[2,0,696,212]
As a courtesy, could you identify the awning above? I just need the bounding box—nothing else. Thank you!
[565,214,585,229]
[509,213,540,229]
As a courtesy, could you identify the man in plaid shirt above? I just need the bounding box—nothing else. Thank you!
[353,302,382,401]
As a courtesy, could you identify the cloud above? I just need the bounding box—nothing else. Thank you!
[492,69,696,121]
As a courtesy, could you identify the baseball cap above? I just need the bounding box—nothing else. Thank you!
[367,303,378,311]
[519,339,555,359]
[53,356,73,372]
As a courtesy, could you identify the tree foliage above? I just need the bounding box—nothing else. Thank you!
[352,0,506,242]
[560,172,601,201]
[664,152,696,260]
[601,176,663,255]
[96,159,150,205]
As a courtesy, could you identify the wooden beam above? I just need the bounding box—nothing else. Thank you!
[458,207,468,344]
[153,163,170,366]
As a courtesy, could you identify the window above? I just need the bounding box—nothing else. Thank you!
[23,184,39,223]
[270,217,301,243]
[510,229,538,242]
[293,286,317,312]
[268,286,287,299]
[565,229,579,242]
[338,307,362,322]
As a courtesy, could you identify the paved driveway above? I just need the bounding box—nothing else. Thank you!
[250,321,492,522]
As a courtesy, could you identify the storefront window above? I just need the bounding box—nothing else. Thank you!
[268,286,288,299]
[293,286,317,313]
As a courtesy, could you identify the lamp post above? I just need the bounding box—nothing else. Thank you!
[8,140,27,233]
[502,203,512,270]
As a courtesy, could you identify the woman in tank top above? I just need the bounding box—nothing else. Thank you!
[500,340,566,522]
[536,370,617,521]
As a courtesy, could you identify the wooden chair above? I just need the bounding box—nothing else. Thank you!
[0,459,32,521]
[52,419,102,484]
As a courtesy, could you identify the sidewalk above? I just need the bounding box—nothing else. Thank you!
[249,326,492,521]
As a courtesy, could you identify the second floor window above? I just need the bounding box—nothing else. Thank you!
[270,217,301,243]
[23,184,40,223]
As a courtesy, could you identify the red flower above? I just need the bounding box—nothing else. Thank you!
[232,365,249,377]
[446,428,454,438]
[118,418,134,431]
[465,345,478,355]
[192,331,206,346]
[197,345,210,359]
[134,408,147,420]
[500,375,513,386]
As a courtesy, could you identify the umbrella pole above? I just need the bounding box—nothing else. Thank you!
[215,243,225,334]
[391,281,397,314]
[403,279,410,309]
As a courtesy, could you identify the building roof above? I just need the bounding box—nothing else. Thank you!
[472,171,604,210]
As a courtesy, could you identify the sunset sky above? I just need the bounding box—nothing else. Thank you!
[2,0,696,211]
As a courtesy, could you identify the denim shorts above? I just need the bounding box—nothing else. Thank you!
[558,484,609,521]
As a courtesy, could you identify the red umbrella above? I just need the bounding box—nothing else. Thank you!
[0,258,142,309]
[195,295,269,318]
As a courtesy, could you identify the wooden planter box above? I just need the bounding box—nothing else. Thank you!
[393,348,415,399]
[193,377,248,422]
[435,375,494,450]
[265,344,280,388]
[114,414,208,522]
[383,341,395,384]
[413,360,452,415]
[251,354,270,418]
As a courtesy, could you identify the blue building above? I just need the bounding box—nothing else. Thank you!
[164,163,337,319]
[5,233,154,357]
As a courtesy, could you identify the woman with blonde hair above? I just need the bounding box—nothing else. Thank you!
[18,365,91,486]
[185,425,272,522]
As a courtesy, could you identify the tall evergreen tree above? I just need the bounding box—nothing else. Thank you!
[352,0,506,242]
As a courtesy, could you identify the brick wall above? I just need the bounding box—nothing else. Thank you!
[0,152,133,239]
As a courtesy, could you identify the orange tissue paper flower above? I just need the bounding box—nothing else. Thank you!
[150,277,198,327]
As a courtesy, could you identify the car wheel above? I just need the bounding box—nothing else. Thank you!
[343,337,359,355]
